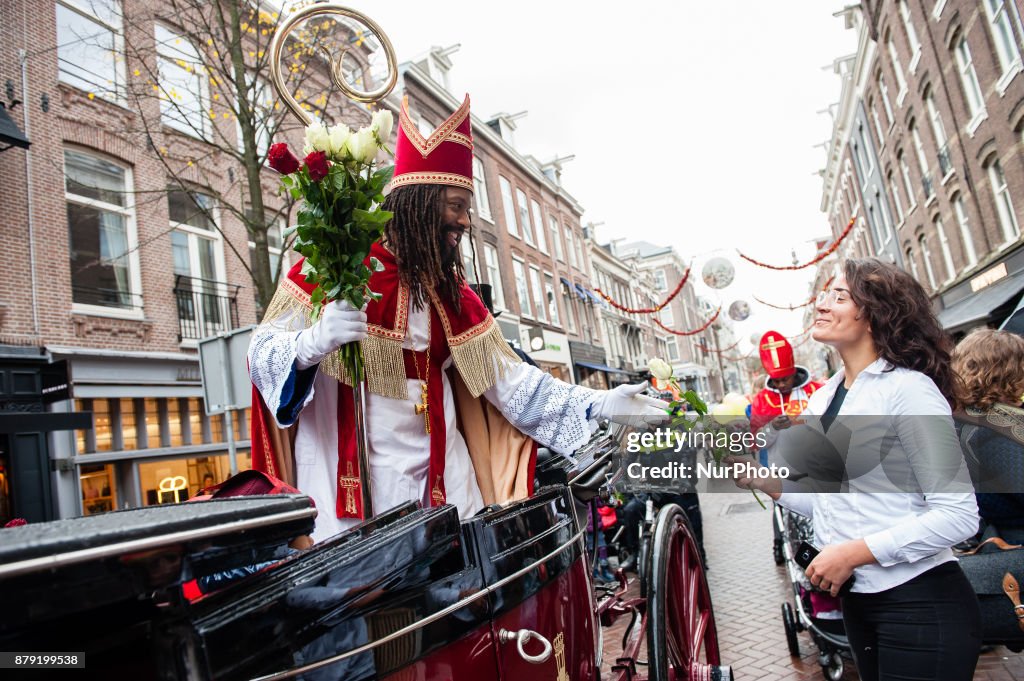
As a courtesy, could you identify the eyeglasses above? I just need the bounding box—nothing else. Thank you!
[815,289,851,308]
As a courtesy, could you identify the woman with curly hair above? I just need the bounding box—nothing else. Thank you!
[952,328,1024,537]
[736,258,981,681]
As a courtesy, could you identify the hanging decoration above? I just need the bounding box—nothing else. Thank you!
[738,217,855,270]
[753,276,835,311]
[653,306,721,336]
[728,299,751,321]
[594,264,690,314]
[702,257,735,289]
[696,337,742,355]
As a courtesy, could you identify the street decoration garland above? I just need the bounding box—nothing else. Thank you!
[695,337,742,354]
[652,306,721,336]
[593,265,690,314]
[753,276,835,311]
[738,217,855,270]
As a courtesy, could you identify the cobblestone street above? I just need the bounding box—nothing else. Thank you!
[601,492,1024,680]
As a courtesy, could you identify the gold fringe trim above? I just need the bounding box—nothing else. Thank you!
[361,334,407,399]
[450,319,522,398]
[260,278,313,331]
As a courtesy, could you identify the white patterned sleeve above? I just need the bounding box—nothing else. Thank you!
[483,359,600,457]
[248,309,318,428]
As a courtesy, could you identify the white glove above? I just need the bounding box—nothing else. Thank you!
[590,382,671,429]
[295,300,368,369]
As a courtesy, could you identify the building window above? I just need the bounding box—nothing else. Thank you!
[482,244,505,310]
[899,1,921,63]
[653,269,667,291]
[887,36,909,102]
[460,234,477,284]
[155,24,208,138]
[56,0,124,102]
[898,151,916,208]
[875,188,893,242]
[953,197,977,266]
[565,225,578,268]
[983,0,1022,78]
[888,171,905,223]
[513,259,531,317]
[516,189,535,246]
[661,304,674,327]
[954,36,986,121]
[562,284,577,334]
[472,157,492,221]
[877,72,894,124]
[925,94,952,178]
[918,234,937,290]
[869,98,885,144]
[529,266,546,322]
[65,148,140,311]
[905,246,920,280]
[499,176,518,237]
[668,339,680,362]
[247,212,288,287]
[549,216,564,262]
[909,121,933,199]
[530,200,548,253]
[169,189,229,338]
[236,74,274,158]
[934,217,955,281]
[544,273,560,325]
[989,160,1021,243]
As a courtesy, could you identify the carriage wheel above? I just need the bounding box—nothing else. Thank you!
[647,504,731,680]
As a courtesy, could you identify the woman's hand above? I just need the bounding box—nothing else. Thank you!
[724,455,782,499]
[805,540,875,597]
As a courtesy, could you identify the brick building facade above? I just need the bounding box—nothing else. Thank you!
[820,1,1024,340]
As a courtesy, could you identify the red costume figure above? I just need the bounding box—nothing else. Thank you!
[749,330,823,435]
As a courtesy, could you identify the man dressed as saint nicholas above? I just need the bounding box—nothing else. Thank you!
[248,95,669,542]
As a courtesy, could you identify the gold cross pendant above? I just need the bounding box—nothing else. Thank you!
[414,382,430,433]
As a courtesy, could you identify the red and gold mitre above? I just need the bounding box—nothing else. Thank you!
[759,330,795,379]
[391,94,473,192]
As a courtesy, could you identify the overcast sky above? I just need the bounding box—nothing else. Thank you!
[340,1,858,349]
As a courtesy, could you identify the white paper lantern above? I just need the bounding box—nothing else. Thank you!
[728,300,751,321]
[702,257,735,289]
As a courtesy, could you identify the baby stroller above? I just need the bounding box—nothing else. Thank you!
[775,504,852,680]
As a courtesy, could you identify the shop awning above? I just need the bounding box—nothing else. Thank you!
[579,285,605,306]
[563,277,586,301]
[937,273,1024,332]
[575,360,630,375]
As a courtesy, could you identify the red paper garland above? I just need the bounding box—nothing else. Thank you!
[653,306,721,336]
[753,276,835,311]
[696,336,742,354]
[594,265,690,314]
[738,217,855,271]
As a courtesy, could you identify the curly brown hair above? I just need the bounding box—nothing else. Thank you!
[952,328,1024,410]
[843,258,958,402]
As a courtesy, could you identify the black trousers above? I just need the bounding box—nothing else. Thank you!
[841,561,982,681]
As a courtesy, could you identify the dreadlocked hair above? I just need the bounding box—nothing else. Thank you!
[382,184,468,313]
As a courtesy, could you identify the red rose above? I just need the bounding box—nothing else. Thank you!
[267,143,300,175]
[304,150,330,182]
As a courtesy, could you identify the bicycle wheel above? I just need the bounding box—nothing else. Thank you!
[646,504,731,680]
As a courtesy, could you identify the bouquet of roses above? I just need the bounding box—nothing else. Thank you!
[266,109,395,381]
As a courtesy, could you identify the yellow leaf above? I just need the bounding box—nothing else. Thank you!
[87,92,95,100]
[133,69,140,76]
[187,160,193,167]
[223,112,230,119]
[212,93,219,100]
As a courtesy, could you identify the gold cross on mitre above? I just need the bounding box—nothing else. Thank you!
[415,383,430,433]
[761,335,787,367]
[338,461,361,515]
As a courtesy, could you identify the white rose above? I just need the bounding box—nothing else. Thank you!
[303,121,330,155]
[326,124,352,160]
[648,358,673,381]
[371,109,393,143]
[346,127,378,164]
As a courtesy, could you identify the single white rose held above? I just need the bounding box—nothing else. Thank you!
[648,357,673,381]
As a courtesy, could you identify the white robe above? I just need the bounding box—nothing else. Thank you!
[249,302,599,543]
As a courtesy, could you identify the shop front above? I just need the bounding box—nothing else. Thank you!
[521,326,572,382]
[936,245,1024,339]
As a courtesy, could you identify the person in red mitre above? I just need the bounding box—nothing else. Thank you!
[247,96,670,542]
[749,330,823,461]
